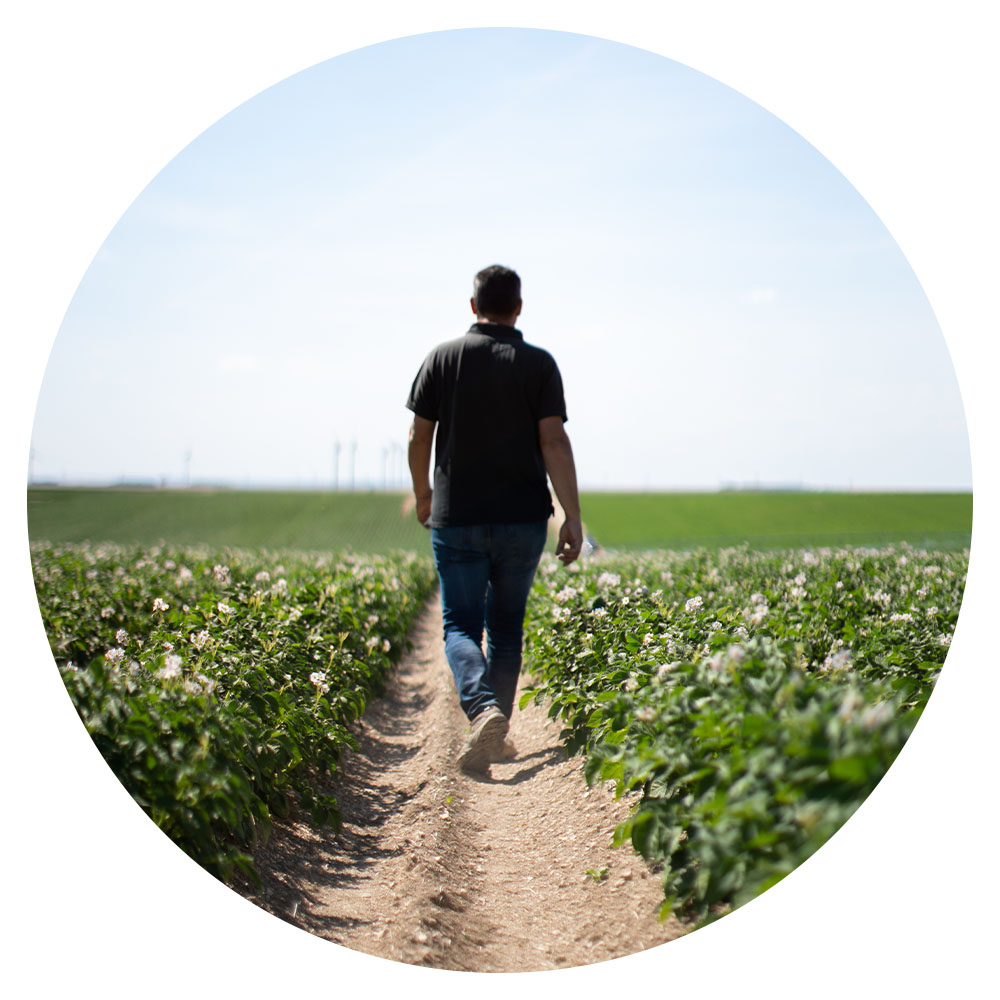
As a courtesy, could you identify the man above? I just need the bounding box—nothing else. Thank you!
[406,264,583,773]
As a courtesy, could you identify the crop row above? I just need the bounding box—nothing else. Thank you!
[31,541,437,883]
[521,542,966,922]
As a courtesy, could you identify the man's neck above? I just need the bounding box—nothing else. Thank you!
[474,316,518,327]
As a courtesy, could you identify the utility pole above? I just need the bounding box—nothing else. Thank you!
[394,441,404,488]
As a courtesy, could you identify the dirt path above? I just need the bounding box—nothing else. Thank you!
[238,593,691,971]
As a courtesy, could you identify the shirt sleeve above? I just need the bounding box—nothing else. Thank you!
[535,355,568,423]
[405,352,440,421]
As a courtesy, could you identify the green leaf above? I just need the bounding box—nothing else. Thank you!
[828,755,873,784]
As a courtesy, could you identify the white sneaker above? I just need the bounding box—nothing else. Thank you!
[458,706,508,773]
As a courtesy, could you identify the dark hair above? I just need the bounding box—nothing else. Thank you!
[473,265,521,319]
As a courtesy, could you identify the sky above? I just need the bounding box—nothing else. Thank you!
[30,27,971,491]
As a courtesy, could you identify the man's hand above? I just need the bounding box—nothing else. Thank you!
[416,492,433,529]
[539,416,582,566]
[408,416,435,529]
[555,517,583,565]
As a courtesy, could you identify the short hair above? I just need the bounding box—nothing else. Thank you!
[473,265,521,318]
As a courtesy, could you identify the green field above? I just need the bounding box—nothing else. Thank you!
[26,487,972,552]
[27,489,430,553]
[581,491,973,551]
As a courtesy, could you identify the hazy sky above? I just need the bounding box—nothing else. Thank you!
[31,27,971,490]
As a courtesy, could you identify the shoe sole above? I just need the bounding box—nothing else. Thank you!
[458,712,509,773]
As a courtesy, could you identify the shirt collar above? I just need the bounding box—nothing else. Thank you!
[468,322,523,340]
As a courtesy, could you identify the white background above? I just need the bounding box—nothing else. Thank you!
[2,2,997,997]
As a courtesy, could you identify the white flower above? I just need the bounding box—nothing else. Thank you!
[749,605,768,626]
[272,578,288,595]
[152,597,170,612]
[217,602,234,616]
[195,673,217,695]
[597,572,621,588]
[635,706,656,723]
[705,652,726,672]
[104,647,125,666]
[642,633,655,646]
[750,593,766,604]
[624,676,639,692]
[158,654,182,680]
[837,688,865,721]
[834,581,844,590]
[860,702,894,731]
[213,564,231,585]
[685,595,703,613]
[889,612,914,624]
[657,661,681,679]
[190,629,211,649]
[100,606,114,619]
[821,649,853,673]
[309,671,327,687]
[382,639,391,652]
[591,607,608,619]
[555,586,578,604]
[115,628,129,644]
[734,625,749,639]
[128,660,142,675]
[802,552,819,566]
[937,633,952,647]
[793,572,807,586]
[709,620,723,631]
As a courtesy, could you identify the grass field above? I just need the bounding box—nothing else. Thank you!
[26,489,429,553]
[27,488,972,552]
[581,491,973,551]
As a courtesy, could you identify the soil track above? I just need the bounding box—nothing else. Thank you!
[238,593,691,971]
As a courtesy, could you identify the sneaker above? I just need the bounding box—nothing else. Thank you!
[493,737,518,762]
[458,706,508,773]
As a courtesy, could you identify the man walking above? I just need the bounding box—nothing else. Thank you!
[406,265,582,773]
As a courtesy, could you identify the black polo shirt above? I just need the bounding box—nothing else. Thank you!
[406,323,568,527]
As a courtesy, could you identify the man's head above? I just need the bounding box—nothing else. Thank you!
[471,265,522,324]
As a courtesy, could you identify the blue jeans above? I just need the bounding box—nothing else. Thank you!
[430,521,549,722]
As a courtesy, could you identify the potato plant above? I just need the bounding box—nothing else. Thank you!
[521,543,965,922]
[32,541,436,883]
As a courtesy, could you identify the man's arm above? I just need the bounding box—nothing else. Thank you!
[538,415,583,565]
[408,415,436,528]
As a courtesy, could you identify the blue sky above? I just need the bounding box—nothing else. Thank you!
[31,27,971,490]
